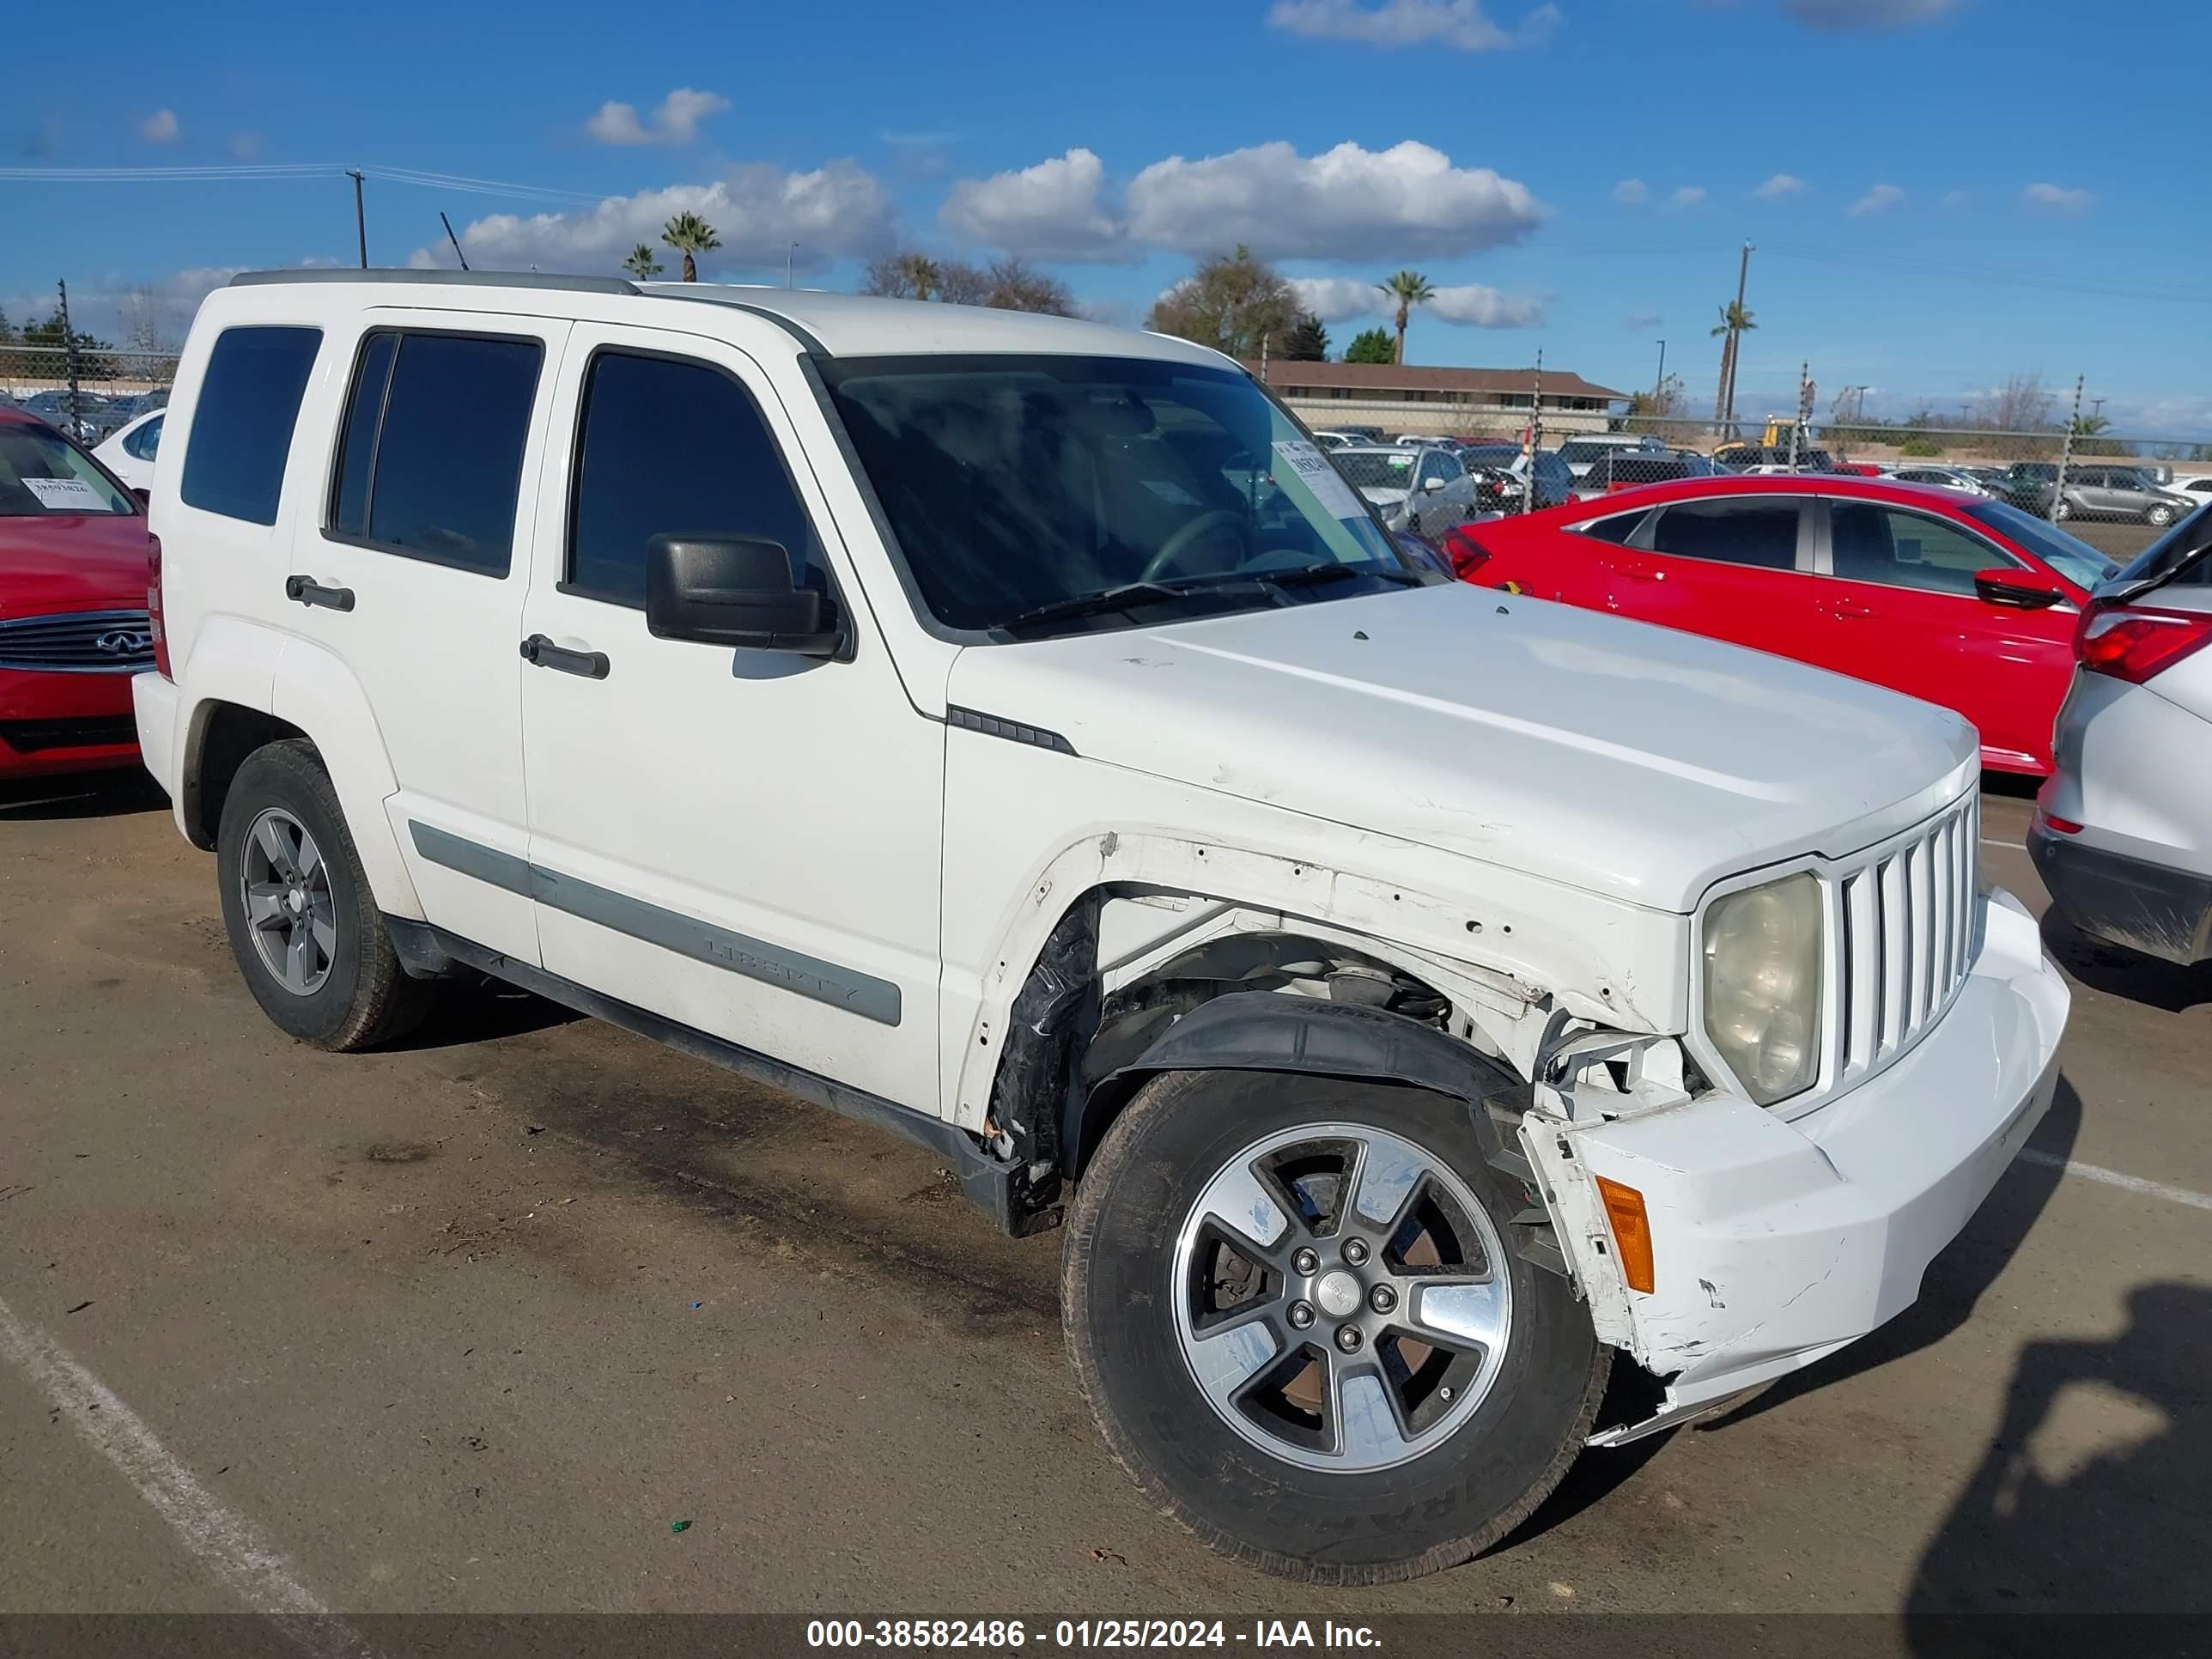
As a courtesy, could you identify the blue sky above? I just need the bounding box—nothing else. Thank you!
[6,0,2206,435]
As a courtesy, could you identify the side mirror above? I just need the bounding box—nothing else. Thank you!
[644,535,842,655]
[1422,476,1447,493]
[1973,568,2067,610]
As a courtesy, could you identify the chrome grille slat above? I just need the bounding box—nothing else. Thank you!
[0,609,155,673]
[1832,794,1978,1087]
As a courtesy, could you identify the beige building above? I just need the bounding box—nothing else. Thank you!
[1246,360,1628,439]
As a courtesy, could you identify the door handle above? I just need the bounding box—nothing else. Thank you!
[1613,558,1665,580]
[1826,598,1875,619]
[284,575,355,612]
[520,633,610,680]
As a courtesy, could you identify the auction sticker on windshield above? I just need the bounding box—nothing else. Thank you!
[1273,440,1367,521]
[21,477,111,512]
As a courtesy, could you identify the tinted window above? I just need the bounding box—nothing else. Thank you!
[1831,504,2014,595]
[1963,501,2115,590]
[122,413,164,461]
[179,326,321,525]
[568,351,824,608]
[1576,511,1646,545]
[1416,453,1459,489]
[1650,499,1801,568]
[330,331,542,576]
[0,421,137,517]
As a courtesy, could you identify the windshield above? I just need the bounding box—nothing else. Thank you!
[1331,449,1420,489]
[2108,501,2212,594]
[821,355,1415,634]
[0,422,136,517]
[1965,499,2118,589]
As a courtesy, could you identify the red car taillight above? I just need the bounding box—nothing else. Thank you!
[147,532,172,680]
[2075,598,2212,684]
[1439,526,1494,581]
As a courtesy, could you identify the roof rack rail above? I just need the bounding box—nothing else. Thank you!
[227,268,638,295]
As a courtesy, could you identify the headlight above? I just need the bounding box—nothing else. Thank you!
[1702,872,1823,1104]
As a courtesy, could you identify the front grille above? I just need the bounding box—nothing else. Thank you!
[0,714,139,753]
[0,609,156,673]
[1833,793,1978,1086]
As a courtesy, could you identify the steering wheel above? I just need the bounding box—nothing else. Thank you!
[1139,509,1249,584]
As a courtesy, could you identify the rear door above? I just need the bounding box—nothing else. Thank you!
[284,313,568,963]
[1817,497,2077,769]
[1597,494,1822,660]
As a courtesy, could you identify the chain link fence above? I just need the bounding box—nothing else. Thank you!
[0,342,181,443]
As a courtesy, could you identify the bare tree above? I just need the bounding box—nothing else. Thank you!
[1146,246,1303,361]
[1981,372,2060,459]
[859,250,1076,316]
[120,284,181,356]
[978,256,1074,316]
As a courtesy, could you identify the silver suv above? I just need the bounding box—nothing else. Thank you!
[2033,507,2212,963]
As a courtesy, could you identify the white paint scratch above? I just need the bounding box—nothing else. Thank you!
[0,1293,372,1658]
[2016,1149,2212,1214]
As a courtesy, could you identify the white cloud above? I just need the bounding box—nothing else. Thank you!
[1287,276,1383,323]
[585,88,730,147]
[424,163,896,276]
[1266,0,1560,50]
[939,148,1127,261]
[2022,182,2093,215]
[1940,188,1970,210]
[140,109,179,144]
[228,131,260,161]
[1753,173,1806,198]
[1783,0,1954,24]
[1284,274,1541,328]
[1846,182,1905,216]
[1429,283,1545,327]
[1626,309,1662,330]
[1668,185,1706,208]
[1613,178,1648,205]
[1126,140,1540,260]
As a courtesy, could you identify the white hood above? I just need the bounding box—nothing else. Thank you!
[946,582,1976,912]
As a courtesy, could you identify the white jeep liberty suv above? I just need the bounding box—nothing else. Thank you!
[134,270,2068,1583]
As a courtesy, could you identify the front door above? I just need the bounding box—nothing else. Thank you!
[516,325,942,1107]
[1818,498,2076,770]
[284,312,566,964]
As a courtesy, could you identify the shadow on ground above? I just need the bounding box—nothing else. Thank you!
[2039,910,2212,1015]
[0,769,168,822]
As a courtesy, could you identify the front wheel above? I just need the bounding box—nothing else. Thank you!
[2148,503,2176,527]
[2052,500,2073,520]
[1063,1069,1607,1583]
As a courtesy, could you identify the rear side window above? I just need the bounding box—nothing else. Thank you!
[122,414,165,461]
[1575,511,1646,545]
[328,331,542,576]
[566,350,824,609]
[179,326,321,525]
[1650,499,1802,569]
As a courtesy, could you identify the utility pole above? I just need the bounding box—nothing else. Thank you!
[58,280,82,434]
[2090,396,2106,422]
[1654,338,1667,404]
[787,242,796,288]
[2050,374,2085,525]
[1713,240,1753,433]
[346,170,367,268]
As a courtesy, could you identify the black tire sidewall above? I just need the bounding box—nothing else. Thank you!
[1066,1068,1605,1579]
[216,743,377,1046]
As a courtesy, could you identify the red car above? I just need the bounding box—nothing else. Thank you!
[0,409,155,780]
[1441,473,2118,775]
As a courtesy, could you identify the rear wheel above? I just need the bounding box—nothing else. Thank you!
[2053,500,2073,520]
[1063,1068,1607,1583]
[216,739,433,1051]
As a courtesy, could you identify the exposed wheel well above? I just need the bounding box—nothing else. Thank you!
[187,703,312,850]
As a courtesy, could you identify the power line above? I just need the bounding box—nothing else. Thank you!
[0,161,605,206]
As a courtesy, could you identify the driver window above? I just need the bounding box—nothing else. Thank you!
[1829,503,2017,596]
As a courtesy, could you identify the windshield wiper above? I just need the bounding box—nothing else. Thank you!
[1258,562,1425,589]
[996,575,1269,635]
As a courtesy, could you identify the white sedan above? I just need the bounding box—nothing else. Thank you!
[92,408,166,495]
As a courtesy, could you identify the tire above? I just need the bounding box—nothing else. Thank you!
[216,738,433,1051]
[1063,1068,1608,1583]
[2148,504,2175,527]
[2052,500,2072,520]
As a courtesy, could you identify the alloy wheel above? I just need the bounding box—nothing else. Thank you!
[240,807,337,996]
[1171,1121,1513,1474]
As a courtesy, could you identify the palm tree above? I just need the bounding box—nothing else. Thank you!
[1711,300,1757,425]
[621,244,664,281]
[1376,270,1436,366]
[896,252,943,301]
[660,212,722,283]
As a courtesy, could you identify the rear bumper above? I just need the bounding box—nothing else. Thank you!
[2031,817,2212,965]
[1547,890,2068,1442]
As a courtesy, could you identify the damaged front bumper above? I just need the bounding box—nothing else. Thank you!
[1525,890,2069,1446]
